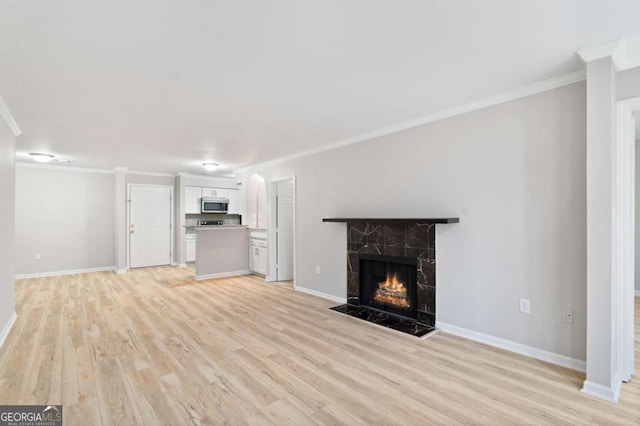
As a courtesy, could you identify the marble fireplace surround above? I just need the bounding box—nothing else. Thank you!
[323,218,459,328]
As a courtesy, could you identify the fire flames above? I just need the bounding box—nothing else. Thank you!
[373,273,410,308]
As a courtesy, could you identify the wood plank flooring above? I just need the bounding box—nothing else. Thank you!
[0,266,639,425]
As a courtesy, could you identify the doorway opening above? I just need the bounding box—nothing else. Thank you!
[617,97,640,388]
[269,176,295,285]
[127,184,174,269]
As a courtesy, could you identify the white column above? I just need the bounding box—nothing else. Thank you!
[177,173,187,267]
[114,168,127,273]
[582,56,620,402]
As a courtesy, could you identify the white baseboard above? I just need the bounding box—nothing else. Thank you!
[116,268,128,275]
[294,286,347,304]
[581,377,622,403]
[194,270,251,281]
[0,312,17,350]
[178,263,188,268]
[635,290,640,297]
[15,266,116,279]
[436,321,586,373]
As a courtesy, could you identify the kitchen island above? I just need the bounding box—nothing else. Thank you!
[194,225,250,280]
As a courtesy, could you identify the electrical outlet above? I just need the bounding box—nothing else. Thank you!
[315,266,321,274]
[519,298,531,314]
[562,309,574,324]
[34,253,41,261]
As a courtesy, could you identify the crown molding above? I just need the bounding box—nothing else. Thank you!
[0,96,21,136]
[177,171,236,180]
[235,69,586,174]
[125,169,177,178]
[18,162,181,177]
[16,162,115,174]
[578,37,640,71]
[17,162,230,179]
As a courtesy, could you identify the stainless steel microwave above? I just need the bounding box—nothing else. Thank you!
[201,197,229,214]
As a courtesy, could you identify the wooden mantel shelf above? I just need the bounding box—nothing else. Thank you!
[322,218,459,224]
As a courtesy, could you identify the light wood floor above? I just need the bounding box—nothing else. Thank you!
[0,267,639,425]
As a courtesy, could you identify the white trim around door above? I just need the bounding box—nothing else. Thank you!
[127,183,175,269]
[617,96,640,383]
[269,176,296,285]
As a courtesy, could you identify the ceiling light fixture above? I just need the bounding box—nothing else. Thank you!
[202,163,219,172]
[29,153,55,163]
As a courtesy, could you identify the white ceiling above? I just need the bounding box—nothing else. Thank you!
[1,0,638,175]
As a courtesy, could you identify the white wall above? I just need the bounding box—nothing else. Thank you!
[618,66,640,100]
[0,111,16,334]
[15,166,115,275]
[238,82,587,361]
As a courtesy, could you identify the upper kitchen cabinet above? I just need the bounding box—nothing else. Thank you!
[227,189,241,215]
[185,186,202,214]
[256,179,267,229]
[202,187,228,198]
[246,174,267,229]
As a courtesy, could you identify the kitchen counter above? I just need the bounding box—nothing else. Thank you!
[194,226,249,280]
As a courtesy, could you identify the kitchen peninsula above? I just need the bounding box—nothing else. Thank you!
[194,225,250,280]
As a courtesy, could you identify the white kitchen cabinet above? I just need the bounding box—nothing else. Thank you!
[202,187,228,199]
[249,246,268,275]
[246,176,259,227]
[185,186,202,214]
[227,189,241,214]
[256,247,268,275]
[186,235,196,262]
[249,233,268,275]
[246,174,267,228]
[249,247,257,273]
[256,179,267,229]
[201,187,215,198]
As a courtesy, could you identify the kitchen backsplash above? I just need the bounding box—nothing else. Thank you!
[185,214,241,233]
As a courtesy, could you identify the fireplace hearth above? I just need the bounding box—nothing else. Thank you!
[324,217,459,337]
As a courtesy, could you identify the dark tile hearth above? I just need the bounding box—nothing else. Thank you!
[330,304,435,337]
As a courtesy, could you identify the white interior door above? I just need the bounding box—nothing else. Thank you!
[129,185,172,268]
[276,179,294,281]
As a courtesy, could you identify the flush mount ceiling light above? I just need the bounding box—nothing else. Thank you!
[202,163,219,172]
[29,153,55,163]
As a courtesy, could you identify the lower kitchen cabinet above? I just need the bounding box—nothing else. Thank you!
[186,235,196,262]
[249,246,268,275]
[249,236,268,275]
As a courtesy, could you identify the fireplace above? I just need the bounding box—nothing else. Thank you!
[359,254,417,319]
[323,217,459,337]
